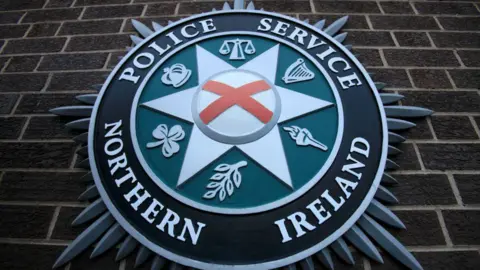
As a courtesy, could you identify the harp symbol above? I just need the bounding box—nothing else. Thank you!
[282,58,315,84]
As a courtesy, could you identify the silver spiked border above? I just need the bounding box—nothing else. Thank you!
[50,1,433,269]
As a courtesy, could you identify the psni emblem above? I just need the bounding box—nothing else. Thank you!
[51,2,432,269]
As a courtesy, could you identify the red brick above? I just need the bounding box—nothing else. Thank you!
[0,171,85,202]
[22,8,82,23]
[414,2,479,15]
[443,210,480,245]
[0,142,76,169]
[0,205,54,238]
[2,38,66,54]
[370,15,439,30]
[66,34,130,52]
[0,244,64,270]
[0,117,26,139]
[313,1,380,13]
[83,4,145,19]
[384,49,459,67]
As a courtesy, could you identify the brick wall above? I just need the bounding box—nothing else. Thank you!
[0,0,479,269]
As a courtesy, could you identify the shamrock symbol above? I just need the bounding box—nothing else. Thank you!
[146,124,185,158]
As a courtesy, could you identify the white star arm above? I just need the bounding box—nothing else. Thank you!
[196,45,234,82]
[141,87,197,123]
[277,86,334,123]
[177,126,234,187]
[237,126,293,188]
[239,45,279,83]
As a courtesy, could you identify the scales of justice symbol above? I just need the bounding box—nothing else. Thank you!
[219,39,256,60]
[143,42,334,197]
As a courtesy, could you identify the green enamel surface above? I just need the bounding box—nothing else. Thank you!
[135,35,339,210]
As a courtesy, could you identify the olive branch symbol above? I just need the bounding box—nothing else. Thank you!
[203,161,248,202]
[146,124,185,158]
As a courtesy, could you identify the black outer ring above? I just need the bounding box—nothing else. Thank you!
[91,12,385,267]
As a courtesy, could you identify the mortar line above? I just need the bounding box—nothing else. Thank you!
[378,49,388,67]
[18,12,28,24]
[6,10,480,21]
[0,48,133,58]
[43,0,50,8]
[0,139,75,143]
[119,260,126,270]
[390,87,476,91]
[1,114,72,118]
[444,70,458,90]
[0,238,70,246]
[78,7,87,20]
[390,205,480,211]
[71,0,77,8]
[363,258,371,270]
[40,73,53,92]
[60,36,71,52]
[447,172,464,206]
[408,246,480,252]
[409,2,419,15]
[4,23,480,34]
[0,168,87,172]
[4,29,480,43]
[23,24,35,38]
[468,116,480,139]
[69,147,80,169]
[426,117,438,140]
[365,15,373,30]
[120,18,129,33]
[430,112,480,116]
[453,50,465,67]
[412,142,426,171]
[406,139,480,144]
[0,40,7,55]
[474,3,480,13]
[46,206,61,240]
[0,201,88,207]
[390,32,399,47]
[142,4,149,17]
[174,3,180,16]
[0,90,96,95]
[309,0,316,13]
[376,1,385,15]
[104,53,113,69]
[425,32,436,48]
[433,16,444,30]
[33,55,44,72]
[391,170,480,175]
[54,22,64,36]
[405,69,415,88]
[1,57,13,73]
[436,209,453,247]
[17,116,31,140]
[8,94,23,116]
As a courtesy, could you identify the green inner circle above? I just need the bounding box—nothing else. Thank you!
[135,35,339,211]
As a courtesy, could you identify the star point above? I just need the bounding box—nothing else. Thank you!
[140,43,335,189]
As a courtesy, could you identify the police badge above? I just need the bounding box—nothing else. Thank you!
[51,1,433,269]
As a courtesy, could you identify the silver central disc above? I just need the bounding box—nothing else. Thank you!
[192,69,281,145]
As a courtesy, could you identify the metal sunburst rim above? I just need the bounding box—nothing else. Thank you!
[50,1,433,269]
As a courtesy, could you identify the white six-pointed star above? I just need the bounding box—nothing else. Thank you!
[142,44,333,188]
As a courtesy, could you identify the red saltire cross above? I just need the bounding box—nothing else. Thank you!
[199,80,274,124]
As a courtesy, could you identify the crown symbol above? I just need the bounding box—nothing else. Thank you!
[282,58,315,84]
[161,63,192,88]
